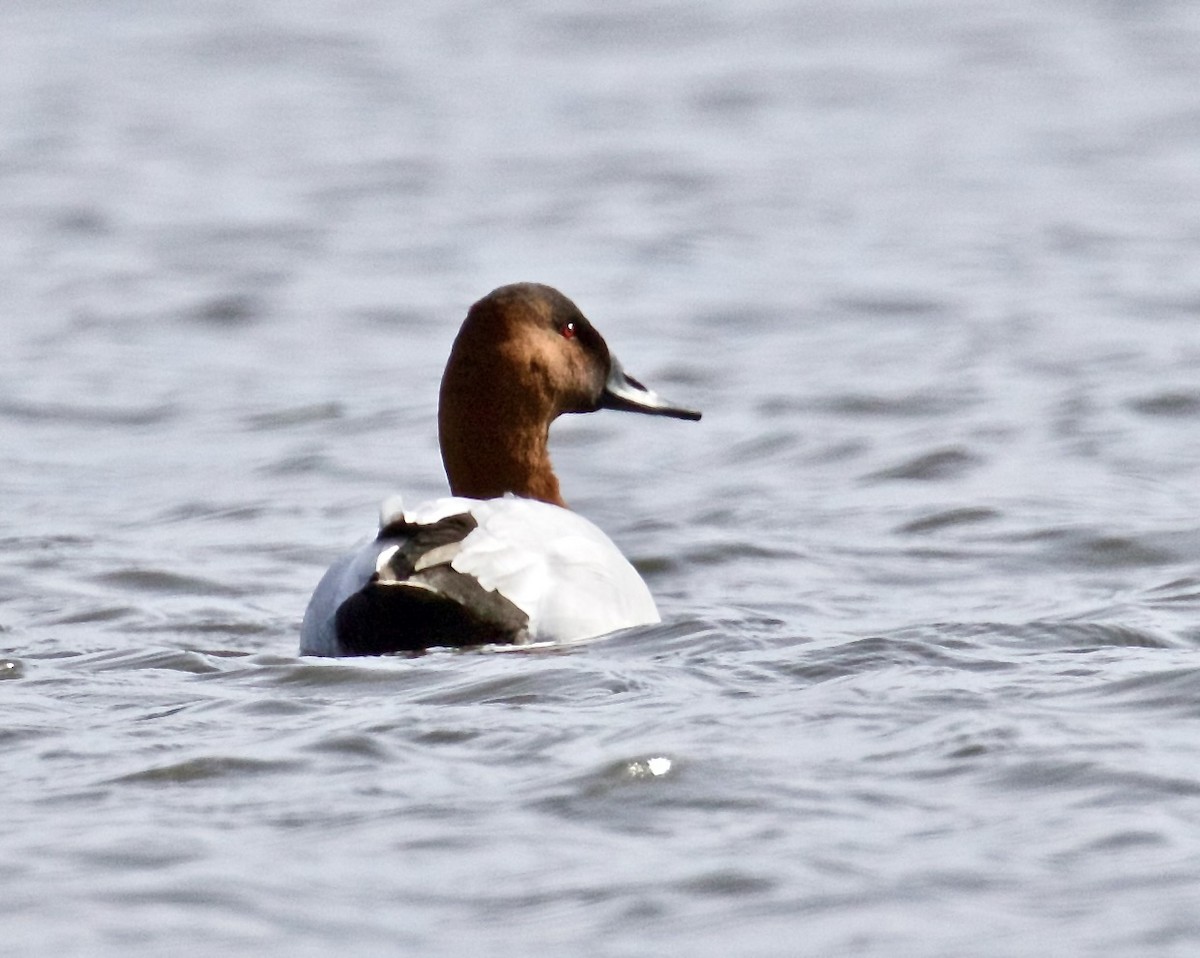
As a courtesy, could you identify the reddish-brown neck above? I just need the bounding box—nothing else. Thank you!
[438,335,568,507]
[438,405,565,507]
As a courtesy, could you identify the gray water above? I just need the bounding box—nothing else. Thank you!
[6,1,1200,955]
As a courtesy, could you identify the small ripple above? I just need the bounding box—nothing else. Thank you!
[132,618,277,639]
[154,501,268,523]
[94,567,245,597]
[232,697,310,717]
[0,534,90,551]
[727,429,800,460]
[107,755,300,785]
[774,633,1012,684]
[988,759,1099,792]
[413,665,636,707]
[830,292,953,318]
[594,619,742,658]
[54,205,111,236]
[76,836,205,871]
[301,732,394,760]
[355,306,436,330]
[408,727,482,746]
[259,451,339,476]
[674,868,777,898]
[897,507,1001,535]
[538,753,767,833]
[0,726,53,747]
[989,759,1200,800]
[0,399,179,426]
[678,541,802,567]
[942,620,1177,651]
[821,390,968,418]
[185,291,265,327]
[63,647,222,674]
[1071,535,1176,570]
[535,754,683,823]
[242,402,344,431]
[988,525,1185,571]
[1039,621,1178,650]
[1069,830,1168,855]
[46,605,137,626]
[1142,576,1200,608]
[940,726,1020,763]
[1128,390,1200,417]
[865,447,982,482]
[1083,666,1200,716]
[245,657,450,692]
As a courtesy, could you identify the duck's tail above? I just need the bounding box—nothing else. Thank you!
[333,514,529,655]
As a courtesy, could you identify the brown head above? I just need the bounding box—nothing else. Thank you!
[437,283,700,507]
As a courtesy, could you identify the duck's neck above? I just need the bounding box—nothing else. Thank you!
[438,403,566,508]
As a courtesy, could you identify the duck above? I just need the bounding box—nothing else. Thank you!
[300,282,701,656]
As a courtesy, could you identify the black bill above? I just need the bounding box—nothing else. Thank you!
[600,357,702,421]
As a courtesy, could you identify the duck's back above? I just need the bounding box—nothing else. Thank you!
[300,496,659,656]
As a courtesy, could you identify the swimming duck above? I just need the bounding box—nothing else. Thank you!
[300,283,700,656]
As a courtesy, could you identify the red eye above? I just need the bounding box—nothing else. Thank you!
[561,321,576,340]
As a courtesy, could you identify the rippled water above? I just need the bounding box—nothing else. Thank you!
[6,1,1200,955]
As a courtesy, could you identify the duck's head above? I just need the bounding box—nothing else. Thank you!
[438,283,700,506]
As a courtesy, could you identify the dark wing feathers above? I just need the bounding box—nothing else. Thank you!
[334,512,530,654]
